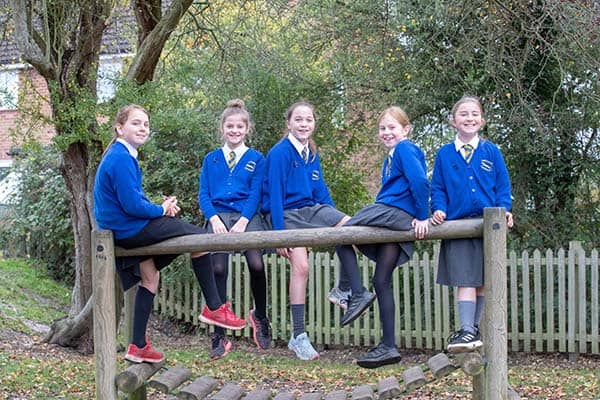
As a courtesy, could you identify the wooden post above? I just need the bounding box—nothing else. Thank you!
[124,286,136,343]
[92,229,118,400]
[483,208,507,400]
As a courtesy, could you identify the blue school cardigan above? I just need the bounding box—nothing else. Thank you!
[198,148,266,220]
[431,139,512,220]
[375,140,430,221]
[262,138,334,230]
[93,142,163,240]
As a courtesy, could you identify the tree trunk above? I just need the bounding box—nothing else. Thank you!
[10,0,195,350]
[42,143,96,349]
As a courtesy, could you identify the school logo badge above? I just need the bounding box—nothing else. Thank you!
[311,170,320,180]
[480,159,493,172]
[245,161,256,172]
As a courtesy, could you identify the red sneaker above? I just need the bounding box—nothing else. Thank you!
[199,302,246,330]
[124,343,165,363]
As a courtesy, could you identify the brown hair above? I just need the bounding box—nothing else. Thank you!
[378,105,411,131]
[284,101,317,160]
[103,104,149,155]
[219,98,254,143]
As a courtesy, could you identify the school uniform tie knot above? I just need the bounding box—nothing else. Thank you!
[227,151,236,171]
[462,144,474,163]
[301,146,308,163]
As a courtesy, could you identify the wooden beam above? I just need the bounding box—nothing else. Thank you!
[116,219,483,256]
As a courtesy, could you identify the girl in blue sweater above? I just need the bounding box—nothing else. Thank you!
[198,99,271,360]
[262,101,350,360]
[431,95,513,353]
[94,104,246,364]
[336,106,430,368]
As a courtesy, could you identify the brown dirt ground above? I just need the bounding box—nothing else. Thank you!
[2,315,600,399]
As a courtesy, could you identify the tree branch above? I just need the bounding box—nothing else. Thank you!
[9,0,53,78]
[126,0,194,83]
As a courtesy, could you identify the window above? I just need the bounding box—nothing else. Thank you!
[97,58,123,103]
[0,69,19,110]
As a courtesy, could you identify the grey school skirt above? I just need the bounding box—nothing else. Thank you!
[281,204,347,229]
[345,203,414,267]
[205,212,268,233]
[436,238,484,287]
[204,212,269,254]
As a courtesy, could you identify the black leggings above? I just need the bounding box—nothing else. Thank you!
[211,250,268,335]
[373,243,402,347]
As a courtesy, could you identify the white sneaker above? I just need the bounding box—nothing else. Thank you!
[328,287,352,310]
[288,333,319,360]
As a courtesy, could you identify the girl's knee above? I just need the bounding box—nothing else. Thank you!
[213,263,228,278]
[372,276,389,292]
[291,262,309,278]
[247,262,265,274]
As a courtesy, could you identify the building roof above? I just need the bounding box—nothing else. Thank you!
[0,3,135,66]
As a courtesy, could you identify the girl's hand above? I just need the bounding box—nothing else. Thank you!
[431,210,446,225]
[209,215,228,234]
[161,196,179,217]
[506,211,514,228]
[412,218,430,239]
[230,217,249,233]
[277,248,291,258]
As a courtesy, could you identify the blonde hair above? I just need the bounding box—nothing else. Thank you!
[103,104,149,155]
[378,105,411,129]
[219,98,254,142]
[284,101,317,160]
[451,95,484,119]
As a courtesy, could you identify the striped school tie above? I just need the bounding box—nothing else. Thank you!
[462,144,474,163]
[301,146,308,163]
[385,154,392,177]
[227,151,236,171]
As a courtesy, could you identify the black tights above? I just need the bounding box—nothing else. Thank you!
[211,250,268,335]
[373,243,402,347]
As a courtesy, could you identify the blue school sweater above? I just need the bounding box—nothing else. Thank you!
[431,139,512,220]
[198,148,265,220]
[262,137,334,230]
[93,142,163,240]
[375,140,430,220]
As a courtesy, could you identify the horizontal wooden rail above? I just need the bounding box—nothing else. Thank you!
[116,219,483,256]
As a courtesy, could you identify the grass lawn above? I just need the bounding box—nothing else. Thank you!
[0,259,598,399]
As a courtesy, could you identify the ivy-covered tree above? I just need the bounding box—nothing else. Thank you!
[6,0,198,349]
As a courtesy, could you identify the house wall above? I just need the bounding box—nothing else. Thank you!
[0,67,55,164]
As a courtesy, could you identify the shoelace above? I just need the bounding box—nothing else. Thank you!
[260,319,271,336]
[447,331,461,343]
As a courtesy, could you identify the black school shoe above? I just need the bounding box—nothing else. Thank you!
[340,288,376,326]
[248,309,272,349]
[210,333,232,361]
[356,343,402,369]
[446,329,483,353]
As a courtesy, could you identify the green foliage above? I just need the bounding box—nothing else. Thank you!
[0,146,74,283]
[299,0,600,248]
[0,259,70,332]
[49,81,100,151]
